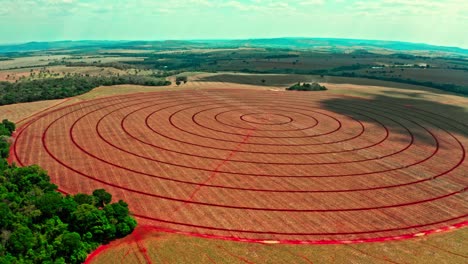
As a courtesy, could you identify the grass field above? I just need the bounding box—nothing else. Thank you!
[0,55,70,69]
[47,65,127,76]
[0,68,40,82]
[5,73,468,263]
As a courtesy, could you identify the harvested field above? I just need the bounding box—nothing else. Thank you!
[88,225,468,264]
[10,88,468,244]
[0,98,71,124]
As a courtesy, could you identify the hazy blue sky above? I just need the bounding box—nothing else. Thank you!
[0,0,467,48]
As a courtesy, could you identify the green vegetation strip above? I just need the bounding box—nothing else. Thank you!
[0,75,171,105]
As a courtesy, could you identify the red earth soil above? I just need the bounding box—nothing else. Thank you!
[10,89,468,245]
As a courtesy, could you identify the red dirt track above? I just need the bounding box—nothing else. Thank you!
[10,89,468,244]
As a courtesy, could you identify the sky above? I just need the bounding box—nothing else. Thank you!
[0,0,467,48]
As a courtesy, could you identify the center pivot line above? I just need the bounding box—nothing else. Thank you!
[169,128,257,216]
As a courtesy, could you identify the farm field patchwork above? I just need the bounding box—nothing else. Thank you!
[10,88,467,246]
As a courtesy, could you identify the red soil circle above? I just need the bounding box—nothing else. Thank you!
[240,113,293,125]
[10,89,468,244]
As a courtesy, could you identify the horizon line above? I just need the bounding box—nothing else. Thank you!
[0,37,467,51]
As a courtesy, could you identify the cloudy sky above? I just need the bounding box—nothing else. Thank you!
[0,0,467,48]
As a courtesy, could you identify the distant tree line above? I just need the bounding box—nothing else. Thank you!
[64,61,136,70]
[338,72,468,95]
[0,75,171,105]
[0,119,137,263]
[64,61,180,77]
[264,54,300,59]
[233,67,467,96]
[328,63,372,72]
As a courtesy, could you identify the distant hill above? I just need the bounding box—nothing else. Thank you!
[0,40,126,53]
[212,38,468,55]
[0,40,202,53]
[1,38,467,56]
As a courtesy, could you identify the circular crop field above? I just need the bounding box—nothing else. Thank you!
[11,89,468,244]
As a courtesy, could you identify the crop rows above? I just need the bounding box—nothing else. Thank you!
[11,89,467,243]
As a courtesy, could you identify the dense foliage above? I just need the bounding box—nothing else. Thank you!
[0,120,137,263]
[0,75,171,105]
[286,82,327,91]
[0,119,15,159]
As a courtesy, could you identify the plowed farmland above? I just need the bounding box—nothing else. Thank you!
[10,88,468,245]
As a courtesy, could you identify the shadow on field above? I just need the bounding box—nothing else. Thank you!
[320,91,468,147]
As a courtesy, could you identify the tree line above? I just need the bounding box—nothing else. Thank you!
[0,120,137,263]
[234,68,467,96]
[0,75,171,105]
[338,72,468,95]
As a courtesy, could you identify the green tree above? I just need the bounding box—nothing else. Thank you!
[71,204,115,242]
[73,193,96,205]
[104,200,137,237]
[35,191,63,218]
[60,232,81,254]
[0,202,14,228]
[56,196,78,223]
[92,189,112,207]
[0,138,10,159]
[54,231,88,264]
[7,225,35,255]
[43,216,68,243]
[0,125,10,136]
[5,165,56,194]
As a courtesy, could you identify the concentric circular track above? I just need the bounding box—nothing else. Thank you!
[11,89,468,244]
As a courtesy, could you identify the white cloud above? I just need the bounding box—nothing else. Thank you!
[0,0,466,47]
[297,0,325,6]
[47,0,74,3]
[349,0,467,19]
